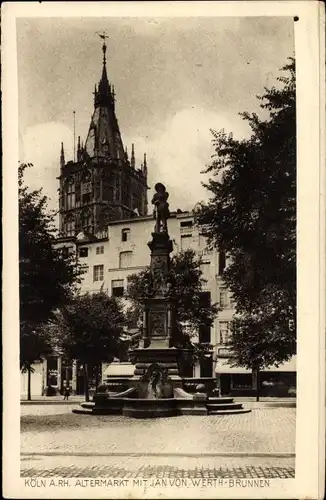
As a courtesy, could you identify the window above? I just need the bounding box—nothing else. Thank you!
[62,246,74,258]
[219,287,230,308]
[220,321,231,344]
[66,177,75,210]
[180,220,193,228]
[61,247,69,258]
[65,215,75,237]
[181,234,192,249]
[232,374,252,389]
[121,228,130,242]
[96,246,104,255]
[200,356,213,377]
[218,251,226,275]
[93,265,104,282]
[81,171,92,204]
[200,261,211,281]
[119,251,132,268]
[79,247,88,258]
[67,220,75,236]
[112,279,124,297]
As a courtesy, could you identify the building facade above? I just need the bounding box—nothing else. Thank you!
[55,211,234,381]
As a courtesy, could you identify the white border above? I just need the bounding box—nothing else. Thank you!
[2,1,325,499]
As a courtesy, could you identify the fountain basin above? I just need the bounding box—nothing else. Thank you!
[122,398,178,418]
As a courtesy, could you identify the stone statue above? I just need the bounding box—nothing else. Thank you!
[151,183,170,233]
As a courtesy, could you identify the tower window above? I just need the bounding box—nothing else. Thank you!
[119,251,132,268]
[111,279,124,297]
[103,184,114,202]
[79,247,88,258]
[82,193,91,204]
[81,210,92,233]
[96,246,104,255]
[64,215,75,237]
[65,177,75,210]
[93,264,104,282]
[81,171,92,204]
[121,228,130,242]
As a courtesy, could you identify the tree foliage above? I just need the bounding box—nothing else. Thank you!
[53,292,125,363]
[19,163,82,373]
[126,249,219,360]
[51,291,126,399]
[194,59,296,369]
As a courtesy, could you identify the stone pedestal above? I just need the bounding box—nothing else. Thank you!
[131,347,181,380]
[130,230,182,382]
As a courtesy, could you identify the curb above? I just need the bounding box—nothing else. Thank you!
[20,451,295,458]
[243,402,296,409]
[21,400,85,405]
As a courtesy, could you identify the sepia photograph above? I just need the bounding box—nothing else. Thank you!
[2,2,324,499]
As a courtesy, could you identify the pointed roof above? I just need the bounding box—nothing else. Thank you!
[84,41,125,160]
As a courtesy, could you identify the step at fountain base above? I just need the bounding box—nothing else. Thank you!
[73,394,251,417]
[206,396,250,415]
[206,402,243,411]
[208,408,251,415]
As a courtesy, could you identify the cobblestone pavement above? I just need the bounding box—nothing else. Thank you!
[21,454,295,479]
[21,406,295,456]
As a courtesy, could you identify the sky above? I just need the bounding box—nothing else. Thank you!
[17,16,294,216]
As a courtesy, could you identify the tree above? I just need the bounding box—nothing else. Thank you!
[52,292,126,401]
[126,249,219,373]
[19,163,82,399]
[194,58,296,394]
[20,324,53,401]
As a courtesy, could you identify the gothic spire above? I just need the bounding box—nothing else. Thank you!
[84,35,125,160]
[95,40,111,109]
[131,143,135,168]
[77,136,81,161]
[60,142,65,169]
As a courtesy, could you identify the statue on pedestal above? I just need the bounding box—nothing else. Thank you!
[152,183,170,233]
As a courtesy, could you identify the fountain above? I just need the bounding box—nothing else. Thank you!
[73,183,250,417]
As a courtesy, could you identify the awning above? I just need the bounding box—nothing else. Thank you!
[264,357,296,372]
[215,364,250,374]
[215,356,296,374]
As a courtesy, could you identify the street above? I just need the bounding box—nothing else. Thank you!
[21,404,295,478]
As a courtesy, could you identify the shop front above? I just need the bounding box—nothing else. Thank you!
[215,356,296,397]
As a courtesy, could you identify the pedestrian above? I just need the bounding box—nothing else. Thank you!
[63,385,70,401]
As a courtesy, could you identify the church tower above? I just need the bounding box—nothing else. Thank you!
[58,38,148,239]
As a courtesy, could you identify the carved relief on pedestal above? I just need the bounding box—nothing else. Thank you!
[149,310,166,337]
